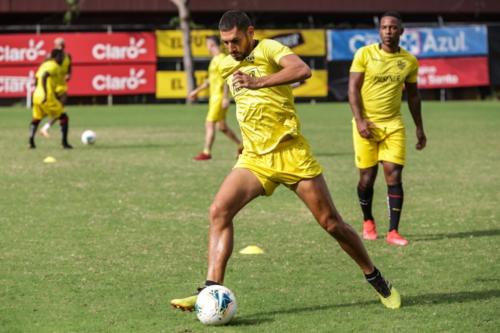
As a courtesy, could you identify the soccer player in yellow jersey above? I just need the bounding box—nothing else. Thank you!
[348,12,427,246]
[40,37,72,138]
[29,48,73,149]
[171,10,401,312]
[188,35,243,160]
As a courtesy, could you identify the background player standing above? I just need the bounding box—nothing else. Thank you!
[348,11,427,246]
[189,35,243,161]
[171,10,401,312]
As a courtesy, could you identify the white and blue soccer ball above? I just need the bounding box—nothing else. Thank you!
[195,285,237,325]
[81,130,96,145]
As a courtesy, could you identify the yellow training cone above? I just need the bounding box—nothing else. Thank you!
[239,245,264,255]
[43,156,57,164]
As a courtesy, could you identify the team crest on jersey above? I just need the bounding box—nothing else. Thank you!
[245,53,255,63]
[396,60,406,70]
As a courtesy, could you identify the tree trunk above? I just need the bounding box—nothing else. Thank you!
[170,0,195,104]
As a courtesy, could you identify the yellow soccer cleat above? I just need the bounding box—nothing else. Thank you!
[378,286,401,309]
[170,295,197,312]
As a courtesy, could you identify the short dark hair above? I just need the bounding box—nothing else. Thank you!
[380,11,402,22]
[50,48,64,59]
[206,35,220,46]
[219,10,252,31]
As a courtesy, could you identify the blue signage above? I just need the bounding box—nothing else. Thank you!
[327,25,488,61]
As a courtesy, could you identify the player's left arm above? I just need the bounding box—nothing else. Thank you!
[233,54,311,90]
[405,81,427,150]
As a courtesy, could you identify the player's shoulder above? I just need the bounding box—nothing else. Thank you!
[356,43,378,55]
[257,38,290,52]
[218,53,238,78]
[399,47,418,64]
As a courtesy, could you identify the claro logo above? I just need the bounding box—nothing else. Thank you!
[92,68,147,91]
[92,37,147,60]
[0,40,46,62]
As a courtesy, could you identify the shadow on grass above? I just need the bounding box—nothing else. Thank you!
[242,289,500,320]
[410,229,500,241]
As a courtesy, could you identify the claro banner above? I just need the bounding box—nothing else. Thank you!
[0,32,156,65]
[0,65,156,97]
[418,57,489,89]
[327,26,488,61]
[157,29,325,57]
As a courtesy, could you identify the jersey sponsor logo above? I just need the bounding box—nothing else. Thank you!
[373,74,402,83]
[0,39,46,62]
[92,68,146,91]
[92,37,147,61]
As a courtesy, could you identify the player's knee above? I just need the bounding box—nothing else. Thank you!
[209,202,231,225]
[218,124,228,133]
[319,213,343,234]
[31,119,41,125]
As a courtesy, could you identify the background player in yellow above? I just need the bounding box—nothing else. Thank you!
[171,10,401,312]
[348,11,427,246]
[188,35,243,161]
[40,37,72,138]
[29,48,73,149]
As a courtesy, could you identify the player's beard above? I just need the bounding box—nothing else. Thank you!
[231,37,253,61]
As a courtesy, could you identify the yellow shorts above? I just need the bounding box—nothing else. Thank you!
[352,120,406,169]
[234,135,323,196]
[206,96,228,122]
[32,98,64,120]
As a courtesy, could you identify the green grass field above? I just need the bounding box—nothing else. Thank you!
[0,101,499,333]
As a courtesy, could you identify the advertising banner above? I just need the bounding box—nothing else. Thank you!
[70,64,156,95]
[417,57,489,89]
[0,32,156,66]
[156,29,325,58]
[0,66,36,98]
[0,64,156,98]
[327,26,488,61]
[156,70,327,99]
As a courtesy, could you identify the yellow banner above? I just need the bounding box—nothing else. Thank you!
[156,70,327,99]
[254,30,325,56]
[156,29,325,57]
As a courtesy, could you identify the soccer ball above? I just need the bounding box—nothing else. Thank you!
[81,130,96,145]
[195,285,237,325]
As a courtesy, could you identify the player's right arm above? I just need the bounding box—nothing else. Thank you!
[348,72,372,138]
[188,79,209,101]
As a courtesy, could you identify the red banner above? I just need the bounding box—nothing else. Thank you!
[0,32,156,66]
[0,64,155,97]
[418,57,489,89]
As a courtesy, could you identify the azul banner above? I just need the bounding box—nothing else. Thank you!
[156,70,327,98]
[0,32,156,66]
[327,26,488,60]
[156,29,325,58]
[417,57,489,89]
[0,64,156,98]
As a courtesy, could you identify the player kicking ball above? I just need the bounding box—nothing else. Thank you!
[171,10,401,312]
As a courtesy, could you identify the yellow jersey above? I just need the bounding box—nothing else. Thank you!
[219,39,297,155]
[33,59,60,104]
[350,43,418,123]
[208,53,225,100]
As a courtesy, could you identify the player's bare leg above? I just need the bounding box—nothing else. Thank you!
[194,121,216,160]
[294,174,374,273]
[207,168,264,283]
[171,168,263,311]
[293,174,401,308]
